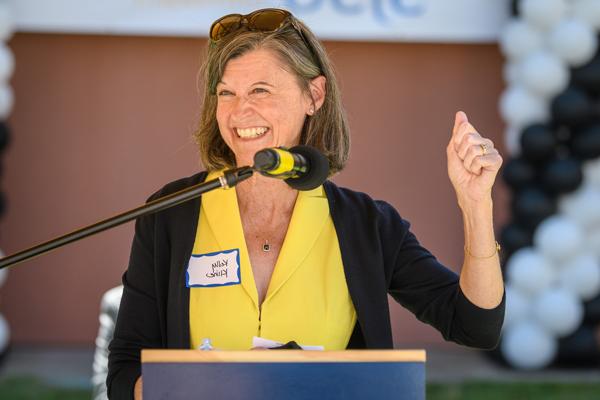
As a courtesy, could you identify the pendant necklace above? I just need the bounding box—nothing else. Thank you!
[262,240,271,252]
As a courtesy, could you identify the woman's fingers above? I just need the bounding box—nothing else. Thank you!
[461,138,494,167]
[465,149,502,175]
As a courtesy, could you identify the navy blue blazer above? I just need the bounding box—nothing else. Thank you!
[107,171,505,399]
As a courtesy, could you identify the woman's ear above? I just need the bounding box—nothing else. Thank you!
[308,75,326,114]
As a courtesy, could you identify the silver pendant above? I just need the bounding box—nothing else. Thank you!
[262,241,271,252]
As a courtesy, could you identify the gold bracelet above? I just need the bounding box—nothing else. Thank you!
[464,241,501,259]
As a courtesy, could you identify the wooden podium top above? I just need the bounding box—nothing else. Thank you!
[142,349,426,363]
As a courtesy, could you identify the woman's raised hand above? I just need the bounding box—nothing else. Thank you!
[446,111,503,207]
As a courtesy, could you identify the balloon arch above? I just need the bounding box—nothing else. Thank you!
[498,0,600,369]
[0,2,14,364]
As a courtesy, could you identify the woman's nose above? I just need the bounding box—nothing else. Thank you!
[230,96,254,120]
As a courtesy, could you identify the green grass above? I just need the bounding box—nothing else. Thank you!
[427,382,600,400]
[0,377,91,400]
[1,377,600,399]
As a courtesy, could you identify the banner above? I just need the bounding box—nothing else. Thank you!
[11,0,509,42]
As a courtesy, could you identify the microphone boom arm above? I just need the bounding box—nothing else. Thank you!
[0,166,254,269]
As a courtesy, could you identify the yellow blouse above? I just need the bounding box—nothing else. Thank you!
[189,171,356,350]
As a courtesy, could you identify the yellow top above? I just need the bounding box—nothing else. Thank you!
[189,171,356,350]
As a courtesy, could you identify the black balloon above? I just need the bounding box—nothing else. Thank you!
[520,124,556,162]
[500,223,533,255]
[510,0,520,16]
[572,124,600,160]
[541,158,583,194]
[551,87,594,127]
[512,187,557,230]
[502,158,536,190]
[572,51,600,94]
[584,294,600,324]
[0,122,9,152]
[556,325,600,366]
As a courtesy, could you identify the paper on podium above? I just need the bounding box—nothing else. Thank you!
[252,336,324,350]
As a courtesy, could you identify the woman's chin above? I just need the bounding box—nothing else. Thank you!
[233,139,275,166]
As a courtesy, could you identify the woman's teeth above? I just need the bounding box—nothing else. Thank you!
[236,127,268,138]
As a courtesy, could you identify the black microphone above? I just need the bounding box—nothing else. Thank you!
[253,145,329,190]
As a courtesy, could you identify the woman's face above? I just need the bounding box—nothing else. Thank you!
[216,48,313,167]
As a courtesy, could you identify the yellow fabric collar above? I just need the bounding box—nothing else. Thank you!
[201,170,328,309]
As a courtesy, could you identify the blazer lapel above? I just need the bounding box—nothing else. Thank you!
[264,186,329,304]
[200,171,260,310]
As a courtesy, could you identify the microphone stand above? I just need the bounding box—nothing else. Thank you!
[0,166,254,269]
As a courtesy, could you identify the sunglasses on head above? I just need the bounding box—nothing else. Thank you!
[209,8,322,73]
[210,8,295,42]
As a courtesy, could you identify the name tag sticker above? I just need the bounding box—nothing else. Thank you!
[186,249,241,288]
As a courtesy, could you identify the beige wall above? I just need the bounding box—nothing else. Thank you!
[0,33,508,346]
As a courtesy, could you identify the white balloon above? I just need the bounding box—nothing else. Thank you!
[549,19,598,67]
[572,0,600,29]
[501,321,557,369]
[504,285,532,330]
[519,51,569,98]
[500,19,544,61]
[101,285,123,311]
[0,85,13,118]
[506,248,555,296]
[534,215,584,263]
[559,186,600,229]
[558,253,600,300]
[0,313,9,353]
[0,4,14,42]
[503,62,521,85]
[583,158,600,189]
[586,229,600,258]
[504,125,522,156]
[0,44,14,83]
[533,287,584,337]
[521,0,568,30]
[499,86,549,128]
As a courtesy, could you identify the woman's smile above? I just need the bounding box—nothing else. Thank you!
[216,48,312,166]
[235,126,270,139]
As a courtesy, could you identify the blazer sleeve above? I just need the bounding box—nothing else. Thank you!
[107,194,164,399]
[378,201,505,350]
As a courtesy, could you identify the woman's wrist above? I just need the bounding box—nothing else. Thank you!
[456,193,493,214]
[458,194,497,256]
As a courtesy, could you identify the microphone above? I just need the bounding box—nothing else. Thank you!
[253,145,329,190]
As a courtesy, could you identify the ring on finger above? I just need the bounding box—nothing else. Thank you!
[480,143,488,156]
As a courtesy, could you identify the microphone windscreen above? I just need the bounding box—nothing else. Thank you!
[253,148,278,172]
[285,145,329,190]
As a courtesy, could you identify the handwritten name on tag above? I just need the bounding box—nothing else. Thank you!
[186,249,241,287]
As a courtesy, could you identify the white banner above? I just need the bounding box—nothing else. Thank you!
[10,0,509,43]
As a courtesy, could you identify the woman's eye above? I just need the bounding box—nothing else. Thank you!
[252,87,269,94]
[218,90,233,96]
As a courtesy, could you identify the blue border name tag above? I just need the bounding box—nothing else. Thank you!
[186,249,241,288]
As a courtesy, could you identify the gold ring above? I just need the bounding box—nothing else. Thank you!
[480,143,488,156]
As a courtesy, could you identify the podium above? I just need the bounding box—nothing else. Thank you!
[142,349,426,399]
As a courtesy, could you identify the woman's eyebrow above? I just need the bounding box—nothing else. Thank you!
[252,81,275,87]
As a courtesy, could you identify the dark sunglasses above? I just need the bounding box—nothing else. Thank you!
[209,8,321,71]
[210,8,295,42]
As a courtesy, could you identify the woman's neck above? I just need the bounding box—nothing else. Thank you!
[235,173,298,217]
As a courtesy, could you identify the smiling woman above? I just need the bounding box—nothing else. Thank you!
[195,8,349,173]
[213,48,325,167]
[107,7,506,400]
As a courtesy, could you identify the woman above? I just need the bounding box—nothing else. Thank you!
[108,8,504,399]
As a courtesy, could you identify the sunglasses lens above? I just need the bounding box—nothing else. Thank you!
[248,9,289,31]
[210,15,242,41]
